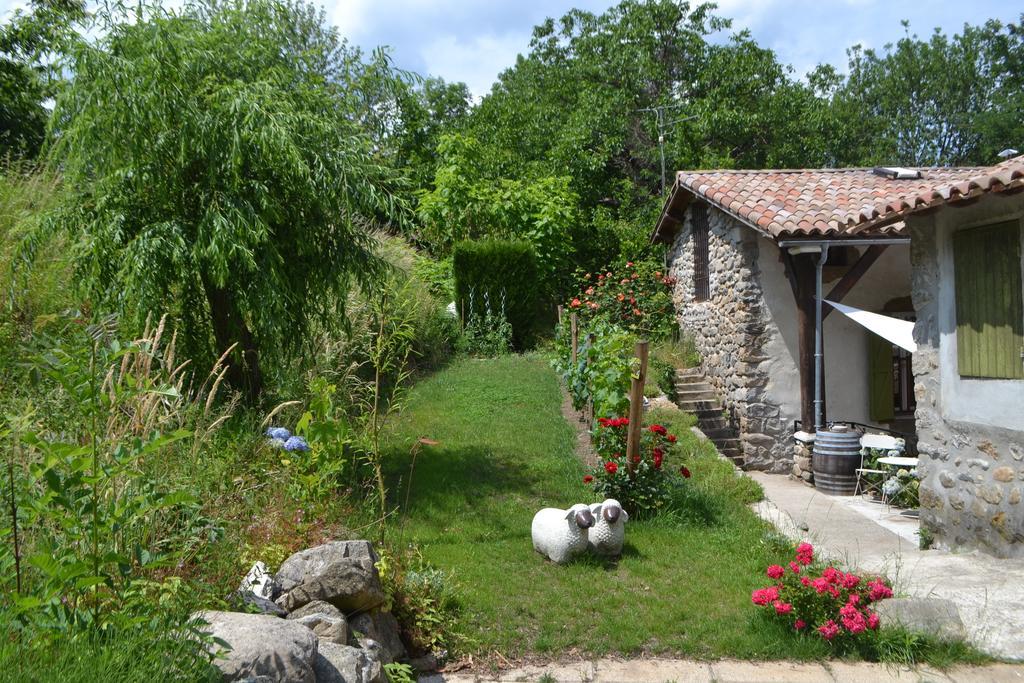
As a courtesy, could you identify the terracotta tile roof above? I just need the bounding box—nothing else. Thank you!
[652,155,1024,242]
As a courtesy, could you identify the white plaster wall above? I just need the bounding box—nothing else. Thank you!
[913,195,1024,431]
[757,240,912,428]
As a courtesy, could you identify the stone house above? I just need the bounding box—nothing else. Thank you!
[651,157,1024,557]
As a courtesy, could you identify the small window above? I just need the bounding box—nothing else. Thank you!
[953,220,1024,379]
[692,203,710,301]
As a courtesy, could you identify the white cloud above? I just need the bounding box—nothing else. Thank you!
[419,31,530,100]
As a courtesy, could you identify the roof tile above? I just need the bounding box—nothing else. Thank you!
[663,156,1024,238]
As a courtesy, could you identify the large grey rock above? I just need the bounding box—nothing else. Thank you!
[348,610,406,664]
[196,610,318,682]
[275,541,385,614]
[287,599,345,621]
[276,541,378,593]
[313,642,385,683]
[874,598,967,642]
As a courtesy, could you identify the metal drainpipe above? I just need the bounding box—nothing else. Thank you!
[814,245,830,432]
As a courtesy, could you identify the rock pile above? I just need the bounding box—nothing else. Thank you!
[197,540,407,683]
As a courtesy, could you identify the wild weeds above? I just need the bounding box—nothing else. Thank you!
[2,313,233,635]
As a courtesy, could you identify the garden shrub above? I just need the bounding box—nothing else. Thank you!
[752,542,893,645]
[452,239,539,348]
[564,260,676,340]
[554,320,635,419]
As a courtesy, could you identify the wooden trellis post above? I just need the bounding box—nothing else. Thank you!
[570,313,579,366]
[587,332,597,427]
[557,304,564,326]
[625,340,649,475]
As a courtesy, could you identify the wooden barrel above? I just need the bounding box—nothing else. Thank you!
[812,426,861,496]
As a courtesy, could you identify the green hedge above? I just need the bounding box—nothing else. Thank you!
[453,239,539,349]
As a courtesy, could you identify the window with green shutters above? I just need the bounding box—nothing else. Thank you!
[952,220,1024,379]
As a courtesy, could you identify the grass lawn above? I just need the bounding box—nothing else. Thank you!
[381,354,830,662]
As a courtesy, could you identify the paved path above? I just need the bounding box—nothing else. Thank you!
[420,658,1024,682]
[748,472,1024,661]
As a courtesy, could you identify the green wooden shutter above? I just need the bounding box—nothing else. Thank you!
[953,220,1024,379]
[868,332,894,422]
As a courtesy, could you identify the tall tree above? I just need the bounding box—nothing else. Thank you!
[46,0,407,401]
[0,0,84,159]
[815,17,1024,167]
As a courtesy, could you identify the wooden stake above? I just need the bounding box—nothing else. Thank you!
[626,340,649,474]
[570,313,579,366]
[557,305,564,326]
[587,332,596,427]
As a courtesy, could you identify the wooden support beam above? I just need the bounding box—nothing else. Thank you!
[822,245,888,321]
[785,253,817,430]
[625,340,649,475]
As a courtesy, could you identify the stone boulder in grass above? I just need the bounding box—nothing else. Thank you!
[196,610,319,682]
[314,641,385,683]
[275,541,386,614]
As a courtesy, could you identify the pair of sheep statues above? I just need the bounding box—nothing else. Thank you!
[531,498,628,564]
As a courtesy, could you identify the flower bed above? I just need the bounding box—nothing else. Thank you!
[752,543,893,644]
[583,416,691,517]
[566,261,676,339]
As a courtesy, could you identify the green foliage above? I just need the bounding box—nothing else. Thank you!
[378,547,465,658]
[0,166,71,328]
[0,0,85,159]
[811,18,1024,166]
[554,320,635,419]
[452,239,540,348]
[417,134,580,296]
[2,315,230,634]
[455,304,513,358]
[383,662,417,683]
[43,0,409,400]
[0,588,219,682]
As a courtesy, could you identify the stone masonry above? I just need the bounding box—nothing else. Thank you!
[910,222,1024,558]
[668,203,791,472]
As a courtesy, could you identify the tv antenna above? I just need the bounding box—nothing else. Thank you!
[637,102,696,195]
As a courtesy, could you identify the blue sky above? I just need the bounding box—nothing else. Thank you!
[3,0,1021,98]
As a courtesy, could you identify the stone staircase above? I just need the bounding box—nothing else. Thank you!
[674,369,743,466]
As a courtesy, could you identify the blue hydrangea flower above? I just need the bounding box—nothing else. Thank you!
[882,478,903,497]
[268,438,286,449]
[266,427,291,440]
[283,436,310,452]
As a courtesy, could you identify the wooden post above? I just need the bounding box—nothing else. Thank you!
[786,253,816,431]
[557,305,564,326]
[625,340,649,474]
[587,332,596,427]
[570,313,579,366]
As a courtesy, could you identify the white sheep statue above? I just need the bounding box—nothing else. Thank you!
[531,503,595,564]
[587,498,629,557]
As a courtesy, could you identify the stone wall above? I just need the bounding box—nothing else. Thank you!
[667,203,792,472]
[910,212,1024,558]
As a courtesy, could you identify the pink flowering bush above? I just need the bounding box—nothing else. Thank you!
[752,543,892,644]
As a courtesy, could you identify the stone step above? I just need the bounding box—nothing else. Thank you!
[678,400,721,412]
[698,418,729,431]
[675,389,718,401]
[714,439,742,449]
[703,428,738,440]
[674,376,710,387]
[675,368,703,379]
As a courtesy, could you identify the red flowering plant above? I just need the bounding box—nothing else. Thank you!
[584,417,689,516]
[752,542,893,645]
[565,260,677,339]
